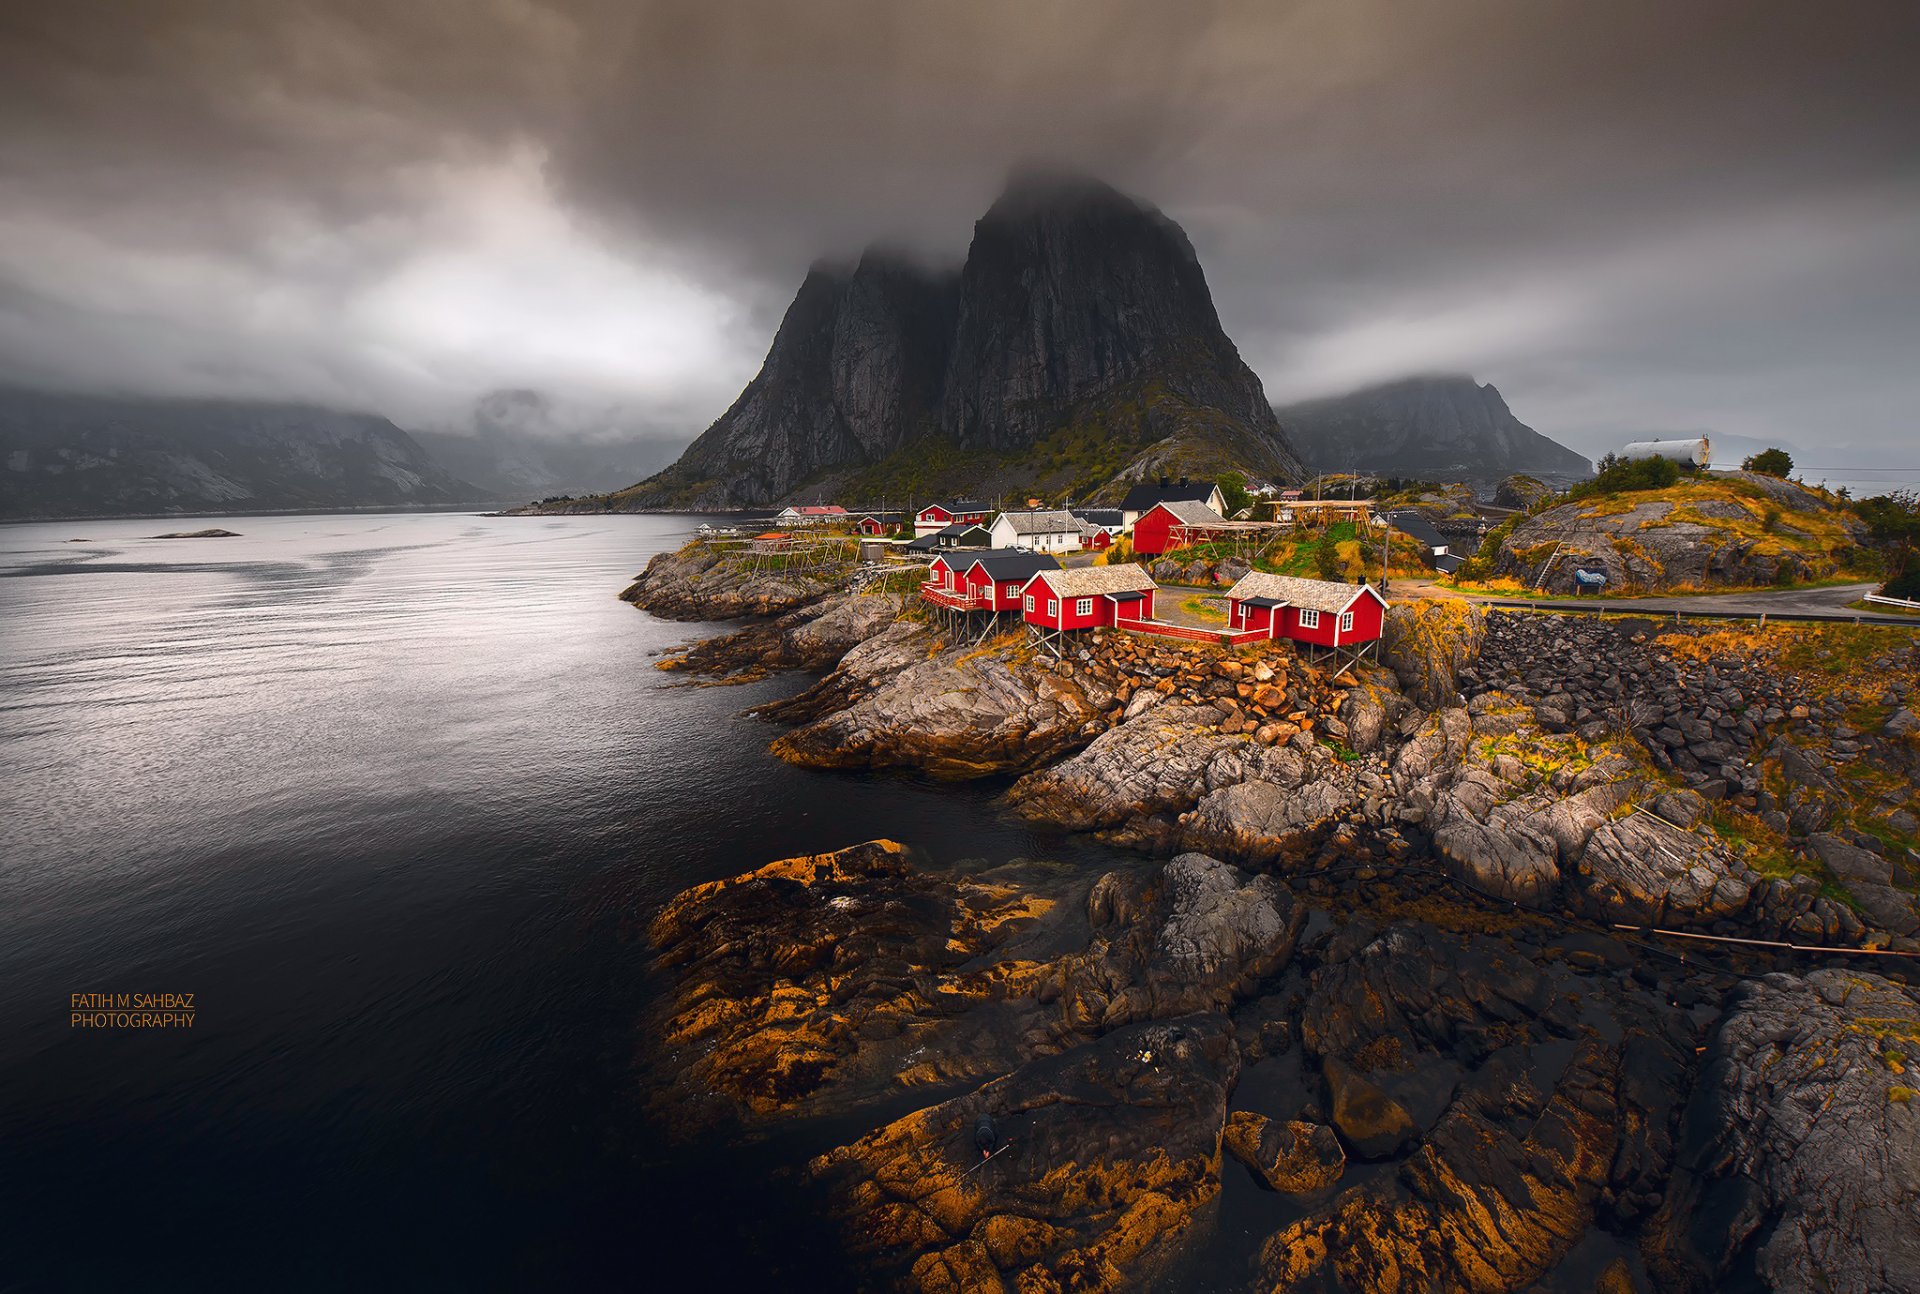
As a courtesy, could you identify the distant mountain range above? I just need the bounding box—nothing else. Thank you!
[0,386,691,520]
[0,388,479,520]
[1276,376,1591,485]
[602,172,1304,510]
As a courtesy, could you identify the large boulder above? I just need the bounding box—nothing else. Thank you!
[1646,970,1920,1292]
[1223,1112,1344,1194]
[1381,600,1486,710]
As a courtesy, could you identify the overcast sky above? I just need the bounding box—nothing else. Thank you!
[2,0,1915,478]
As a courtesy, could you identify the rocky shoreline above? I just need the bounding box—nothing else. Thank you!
[621,542,1920,1292]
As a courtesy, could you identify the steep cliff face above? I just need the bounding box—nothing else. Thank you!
[0,388,479,519]
[1278,375,1590,483]
[940,174,1291,463]
[613,174,1300,509]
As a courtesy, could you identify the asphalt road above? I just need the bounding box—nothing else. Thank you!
[1456,581,1919,625]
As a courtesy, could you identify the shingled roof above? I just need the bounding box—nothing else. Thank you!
[1224,572,1386,613]
[966,550,1061,582]
[996,508,1081,535]
[1028,564,1159,597]
[1148,499,1228,526]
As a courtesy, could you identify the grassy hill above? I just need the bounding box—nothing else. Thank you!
[1454,466,1873,594]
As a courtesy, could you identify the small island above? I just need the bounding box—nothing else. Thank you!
[150,528,241,539]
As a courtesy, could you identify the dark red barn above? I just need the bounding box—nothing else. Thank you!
[1130,499,1228,557]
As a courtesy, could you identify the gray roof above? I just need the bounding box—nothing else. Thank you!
[966,550,1062,582]
[1224,572,1386,613]
[995,508,1081,535]
[1028,564,1159,597]
[1121,481,1218,511]
[1149,499,1228,526]
[1380,509,1446,550]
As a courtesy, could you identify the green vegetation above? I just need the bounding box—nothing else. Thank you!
[1179,594,1227,624]
[1217,471,1253,518]
[1742,447,1794,477]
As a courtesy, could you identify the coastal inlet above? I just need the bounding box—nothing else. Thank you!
[629,535,1920,1294]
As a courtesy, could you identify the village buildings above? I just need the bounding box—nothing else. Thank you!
[987,508,1084,554]
[1130,498,1231,556]
[914,500,991,537]
[1118,479,1227,529]
[1222,571,1388,652]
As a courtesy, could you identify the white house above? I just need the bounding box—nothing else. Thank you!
[1118,480,1227,530]
[988,509,1084,554]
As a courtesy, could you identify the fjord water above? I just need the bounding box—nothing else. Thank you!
[0,512,1096,1289]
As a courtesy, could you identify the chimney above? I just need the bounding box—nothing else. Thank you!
[1158,475,1170,488]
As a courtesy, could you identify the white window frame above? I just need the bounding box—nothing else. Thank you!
[1076,598,1094,617]
[1004,583,1019,599]
[1024,594,1035,613]
[1339,610,1354,632]
[1048,600,1059,617]
[1299,608,1320,629]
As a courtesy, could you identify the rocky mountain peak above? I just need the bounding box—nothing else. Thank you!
[620,173,1300,508]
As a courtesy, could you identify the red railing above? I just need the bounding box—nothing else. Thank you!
[920,584,987,610]
[1116,619,1271,646]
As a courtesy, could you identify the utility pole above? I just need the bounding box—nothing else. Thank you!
[1380,514,1392,594]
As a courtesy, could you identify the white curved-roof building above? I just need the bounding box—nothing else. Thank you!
[1619,437,1710,467]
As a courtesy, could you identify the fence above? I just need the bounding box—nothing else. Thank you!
[1865,592,1920,611]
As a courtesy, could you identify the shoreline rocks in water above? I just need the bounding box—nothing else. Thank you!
[620,539,853,621]
[621,555,1920,1289]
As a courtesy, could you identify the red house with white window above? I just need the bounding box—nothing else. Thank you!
[914,499,991,537]
[854,513,904,536]
[1223,572,1388,646]
[1131,499,1229,556]
[1020,565,1158,634]
[961,551,1061,611]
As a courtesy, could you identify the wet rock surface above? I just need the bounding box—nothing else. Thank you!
[1646,969,1920,1293]
[655,586,905,681]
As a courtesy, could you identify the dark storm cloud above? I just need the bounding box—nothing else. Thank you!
[1,0,1916,464]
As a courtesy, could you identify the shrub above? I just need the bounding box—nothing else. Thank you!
[1743,447,1794,477]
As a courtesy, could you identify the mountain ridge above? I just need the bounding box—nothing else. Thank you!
[0,387,484,520]
[1276,374,1590,484]
[607,175,1302,510]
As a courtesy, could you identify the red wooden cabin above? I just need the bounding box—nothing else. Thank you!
[914,499,990,535]
[961,551,1062,612]
[1021,565,1158,632]
[1223,573,1388,645]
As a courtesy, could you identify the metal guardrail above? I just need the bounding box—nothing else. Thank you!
[1865,592,1920,611]
[1477,599,1913,626]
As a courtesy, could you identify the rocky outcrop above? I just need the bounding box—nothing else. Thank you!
[619,541,849,620]
[810,1016,1239,1292]
[655,586,904,681]
[1647,970,1920,1293]
[769,635,1105,778]
[1256,919,1696,1293]
[643,840,1072,1130]
[1275,374,1590,484]
[1223,1112,1344,1194]
[1004,647,1396,855]
[610,173,1301,509]
[1493,472,1556,510]
[1488,471,1866,593]
[1380,599,1486,710]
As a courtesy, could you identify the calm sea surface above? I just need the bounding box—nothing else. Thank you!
[0,512,1109,1289]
